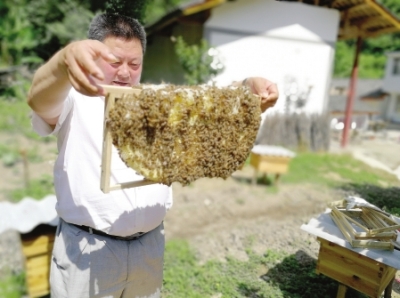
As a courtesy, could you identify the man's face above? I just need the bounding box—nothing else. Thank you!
[96,36,143,87]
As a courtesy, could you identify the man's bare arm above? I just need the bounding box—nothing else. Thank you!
[27,40,116,125]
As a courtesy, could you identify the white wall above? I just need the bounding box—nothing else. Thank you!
[383,52,400,93]
[204,0,340,116]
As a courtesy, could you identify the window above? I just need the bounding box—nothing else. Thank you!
[393,57,400,75]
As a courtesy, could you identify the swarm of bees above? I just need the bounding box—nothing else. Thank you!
[108,84,261,186]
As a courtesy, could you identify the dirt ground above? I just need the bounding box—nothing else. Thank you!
[1,131,400,296]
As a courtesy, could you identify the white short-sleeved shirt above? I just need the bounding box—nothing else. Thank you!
[32,88,173,237]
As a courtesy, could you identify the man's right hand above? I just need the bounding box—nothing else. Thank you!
[60,40,117,96]
[28,39,117,125]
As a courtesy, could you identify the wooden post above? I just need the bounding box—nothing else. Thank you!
[336,284,348,298]
[341,35,363,148]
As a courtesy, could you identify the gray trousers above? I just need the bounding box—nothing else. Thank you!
[50,219,165,298]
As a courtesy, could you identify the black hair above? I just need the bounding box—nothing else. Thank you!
[88,13,146,53]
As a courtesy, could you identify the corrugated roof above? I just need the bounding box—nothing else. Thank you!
[0,195,58,235]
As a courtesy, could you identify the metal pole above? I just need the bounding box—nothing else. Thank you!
[341,36,363,148]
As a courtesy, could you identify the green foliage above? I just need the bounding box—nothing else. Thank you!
[379,0,400,17]
[0,271,26,298]
[144,0,185,24]
[0,67,33,102]
[333,40,388,78]
[25,0,95,60]
[173,36,224,85]
[9,174,54,202]
[0,0,42,67]
[105,0,148,23]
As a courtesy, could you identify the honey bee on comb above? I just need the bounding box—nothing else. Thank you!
[107,84,261,186]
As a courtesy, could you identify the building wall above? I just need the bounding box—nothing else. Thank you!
[386,93,400,123]
[383,52,400,123]
[383,52,400,93]
[204,0,340,115]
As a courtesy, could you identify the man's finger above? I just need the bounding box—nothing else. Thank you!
[77,54,105,81]
[266,83,279,101]
[67,63,100,96]
[68,71,99,96]
[99,50,118,63]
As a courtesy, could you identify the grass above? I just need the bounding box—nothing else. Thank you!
[163,152,399,298]
[0,143,43,167]
[163,240,367,298]
[0,98,54,141]
[0,272,26,298]
[8,174,54,202]
[282,152,400,187]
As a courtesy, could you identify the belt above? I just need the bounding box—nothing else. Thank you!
[70,223,146,241]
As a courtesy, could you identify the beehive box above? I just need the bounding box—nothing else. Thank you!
[20,224,56,298]
[249,153,291,174]
[316,238,397,298]
[249,145,295,184]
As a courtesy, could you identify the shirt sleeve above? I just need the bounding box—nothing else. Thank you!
[31,92,74,137]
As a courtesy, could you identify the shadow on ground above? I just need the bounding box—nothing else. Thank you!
[339,183,400,214]
[255,250,367,298]
[231,174,273,186]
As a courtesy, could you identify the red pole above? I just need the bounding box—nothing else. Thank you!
[341,36,363,148]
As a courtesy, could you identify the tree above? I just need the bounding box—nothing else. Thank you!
[173,36,224,85]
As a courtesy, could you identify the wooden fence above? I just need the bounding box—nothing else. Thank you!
[256,112,331,152]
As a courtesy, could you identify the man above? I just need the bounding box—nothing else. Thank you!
[27,13,279,298]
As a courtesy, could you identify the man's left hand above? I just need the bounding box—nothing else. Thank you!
[244,77,279,113]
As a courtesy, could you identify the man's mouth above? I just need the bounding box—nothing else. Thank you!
[113,81,130,86]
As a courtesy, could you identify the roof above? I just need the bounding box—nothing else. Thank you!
[0,195,58,235]
[145,0,225,37]
[280,0,400,39]
[146,0,400,40]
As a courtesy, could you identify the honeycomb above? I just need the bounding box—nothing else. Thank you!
[108,84,261,185]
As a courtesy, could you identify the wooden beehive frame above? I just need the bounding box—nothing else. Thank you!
[100,85,157,193]
[329,200,400,250]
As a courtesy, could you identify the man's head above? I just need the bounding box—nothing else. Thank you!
[88,14,146,53]
[88,14,146,87]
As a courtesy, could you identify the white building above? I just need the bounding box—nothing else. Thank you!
[383,51,400,123]
[204,0,340,115]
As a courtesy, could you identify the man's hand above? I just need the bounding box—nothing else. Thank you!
[60,40,117,96]
[243,77,279,113]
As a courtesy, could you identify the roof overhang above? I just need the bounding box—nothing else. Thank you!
[146,0,400,40]
[281,0,400,39]
[145,0,225,37]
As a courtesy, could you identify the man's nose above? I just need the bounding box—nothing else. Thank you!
[117,64,130,78]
